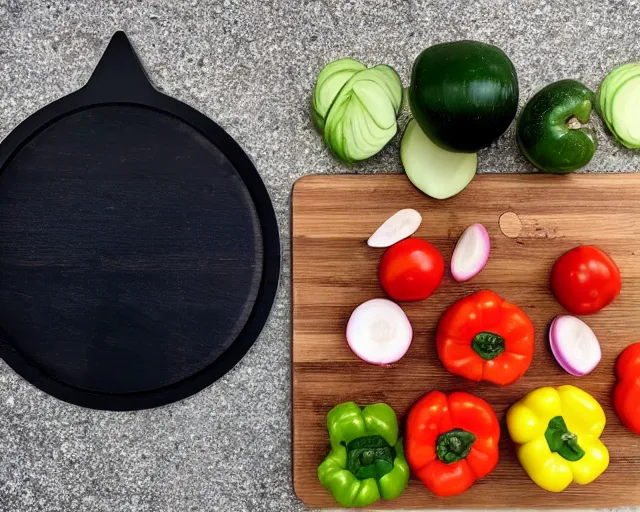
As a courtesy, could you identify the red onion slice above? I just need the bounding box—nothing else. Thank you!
[550,315,601,376]
[451,223,490,282]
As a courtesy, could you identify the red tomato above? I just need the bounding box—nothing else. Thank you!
[379,238,444,301]
[551,245,621,315]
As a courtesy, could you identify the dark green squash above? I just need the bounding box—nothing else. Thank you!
[409,40,519,153]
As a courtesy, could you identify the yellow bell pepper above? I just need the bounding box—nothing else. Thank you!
[506,385,609,492]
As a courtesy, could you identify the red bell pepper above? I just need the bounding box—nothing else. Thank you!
[614,343,640,434]
[405,390,500,497]
[436,290,535,385]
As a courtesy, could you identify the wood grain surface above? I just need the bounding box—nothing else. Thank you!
[292,173,640,509]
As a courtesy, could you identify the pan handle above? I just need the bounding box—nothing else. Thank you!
[79,31,156,102]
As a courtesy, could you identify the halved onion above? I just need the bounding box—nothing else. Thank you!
[367,209,422,248]
[451,223,490,282]
[346,298,413,365]
[549,315,601,376]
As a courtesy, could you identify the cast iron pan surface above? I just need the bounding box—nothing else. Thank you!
[0,32,280,410]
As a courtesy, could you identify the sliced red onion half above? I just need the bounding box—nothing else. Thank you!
[451,223,490,282]
[549,315,602,376]
[346,298,413,365]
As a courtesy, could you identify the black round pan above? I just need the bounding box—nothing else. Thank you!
[0,32,280,411]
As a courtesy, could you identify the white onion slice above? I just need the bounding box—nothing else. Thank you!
[549,315,601,376]
[346,298,413,365]
[451,223,490,282]
[367,209,422,248]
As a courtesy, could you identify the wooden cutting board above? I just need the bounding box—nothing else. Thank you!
[292,173,640,509]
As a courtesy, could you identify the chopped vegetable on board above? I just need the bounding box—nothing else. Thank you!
[450,223,490,282]
[379,238,444,301]
[367,209,422,248]
[436,290,535,385]
[506,385,609,492]
[549,315,601,376]
[405,390,500,497]
[551,245,621,315]
[318,402,410,508]
[346,298,413,366]
[614,343,640,435]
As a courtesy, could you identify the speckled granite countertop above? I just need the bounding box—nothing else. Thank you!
[0,1,639,511]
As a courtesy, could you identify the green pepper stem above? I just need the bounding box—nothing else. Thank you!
[345,435,395,480]
[472,331,506,360]
[544,416,585,462]
[566,116,583,130]
[436,428,476,464]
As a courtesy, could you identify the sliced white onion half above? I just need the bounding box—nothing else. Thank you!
[346,298,413,365]
[367,209,422,248]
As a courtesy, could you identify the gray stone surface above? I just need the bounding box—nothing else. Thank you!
[0,0,639,511]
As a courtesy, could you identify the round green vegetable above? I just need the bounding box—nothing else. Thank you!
[597,62,640,149]
[517,80,596,174]
[409,40,519,153]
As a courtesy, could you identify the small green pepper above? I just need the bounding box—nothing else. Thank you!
[318,402,410,508]
[517,79,597,174]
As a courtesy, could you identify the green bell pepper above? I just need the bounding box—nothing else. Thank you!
[517,79,597,174]
[318,402,410,508]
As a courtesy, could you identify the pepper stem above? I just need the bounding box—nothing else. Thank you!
[435,428,476,464]
[567,116,583,130]
[345,435,395,480]
[472,331,506,360]
[544,416,585,462]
